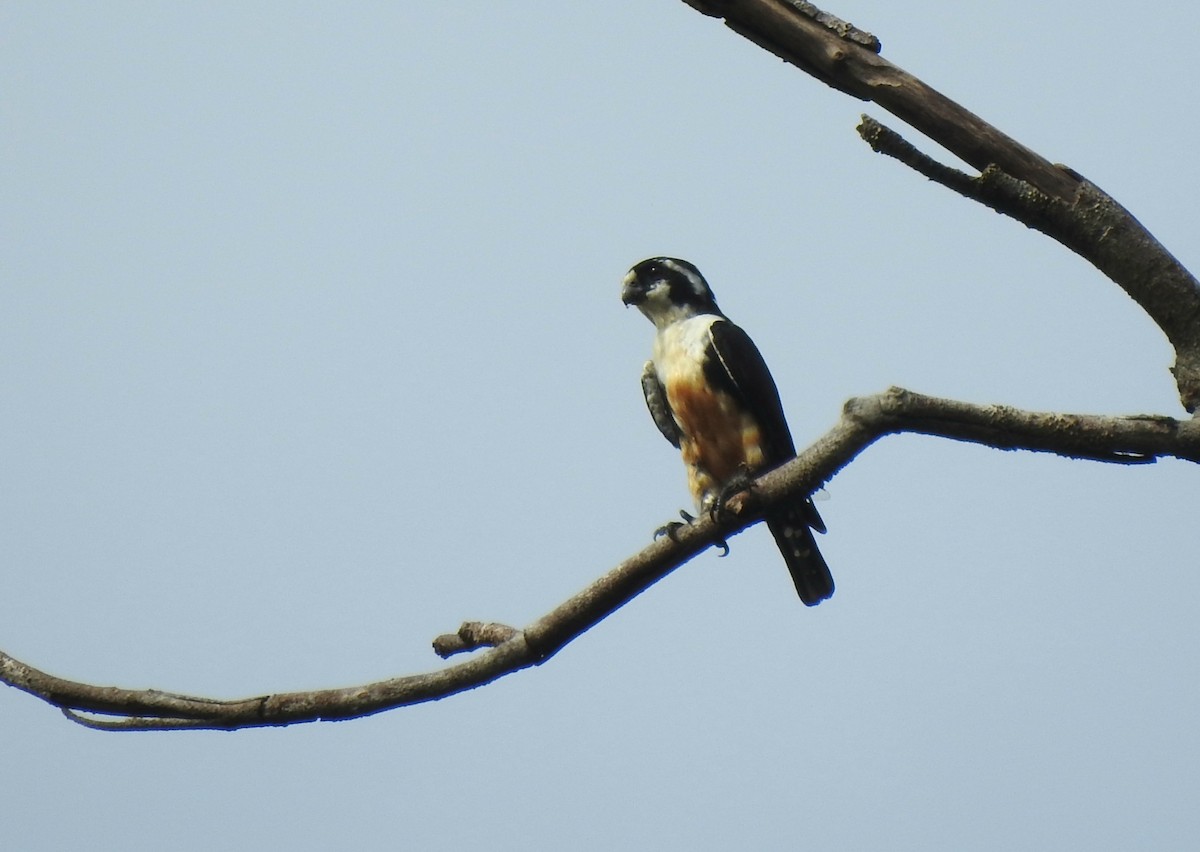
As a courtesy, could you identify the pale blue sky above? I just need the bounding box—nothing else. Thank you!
[2,3,1197,849]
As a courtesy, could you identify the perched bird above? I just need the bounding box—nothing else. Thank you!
[621,257,834,605]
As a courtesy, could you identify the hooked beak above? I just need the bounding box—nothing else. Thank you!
[620,270,644,306]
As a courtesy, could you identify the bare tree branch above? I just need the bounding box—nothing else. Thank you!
[857,117,1200,415]
[4,388,1197,731]
[5,3,1196,731]
[682,0,1200,412]
[682,0,1078,198]
[432,622,521,657]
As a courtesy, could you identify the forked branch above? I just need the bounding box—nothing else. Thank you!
[683,0,1200,411]
[3,388,1197,731]
[3,1,1195,733]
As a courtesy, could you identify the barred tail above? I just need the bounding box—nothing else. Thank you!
[766,499,834,606]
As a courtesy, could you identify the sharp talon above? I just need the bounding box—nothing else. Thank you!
[654,509,698,543]
[711,471,755,521]
[652,508,730,554]
[654,521,681,540]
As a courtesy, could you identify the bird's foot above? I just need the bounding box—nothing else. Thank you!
[654,509,729,556]
[709,469,756,523]
[654,510,695,542]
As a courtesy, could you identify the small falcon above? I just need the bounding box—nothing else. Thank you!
[621,257,834,605]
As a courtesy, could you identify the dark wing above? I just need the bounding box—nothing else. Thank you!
[640,359,681,448]
[704,319,796,462]
[708,319,829,538]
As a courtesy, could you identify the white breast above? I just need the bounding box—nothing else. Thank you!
[649,313,764,509]
[652,314,717,386]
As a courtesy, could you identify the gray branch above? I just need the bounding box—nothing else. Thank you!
[4,388,1197,731]
[684,0,1200,412]
[4,2,1196,732]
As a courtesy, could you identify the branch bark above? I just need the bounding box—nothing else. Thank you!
[683,0,1200,413]
[4,388,1197,731]
[4,3,1196,731]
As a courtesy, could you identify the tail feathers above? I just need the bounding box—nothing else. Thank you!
[767,500,834,606]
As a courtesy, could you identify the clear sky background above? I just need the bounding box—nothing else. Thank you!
[2,3,1196,849]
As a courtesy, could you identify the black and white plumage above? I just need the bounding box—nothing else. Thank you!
[621,257,834,606]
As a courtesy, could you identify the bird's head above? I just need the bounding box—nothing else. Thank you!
[621,257,720,328]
